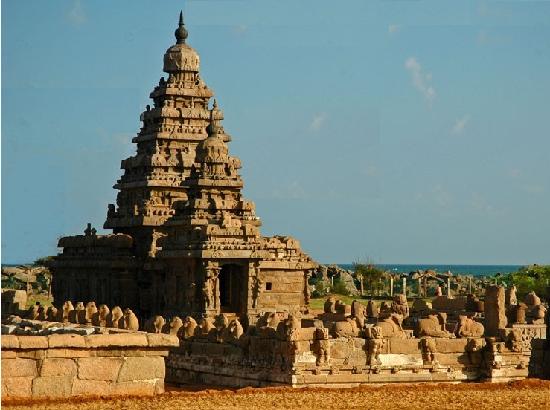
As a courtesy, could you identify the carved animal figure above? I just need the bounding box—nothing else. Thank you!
[46,306,59,322]
[324,297,336,313]
[366,300,379,318]
[505,285,518,306]
[524,291,541,306]
[75,302,86,324]
[283,314,301,341]
[376,314,406,339]
[146,315,166,333]
[97,305,110,327]
[332,318,360,338]
[124,309,139,331]
[62,301,74,323]
[37,305,47,321]
[391,294,409,318]
[351,300,367,328]
[169,316,184,336]
[181,316,198,339]
[532,304,547,324]
[198,316,215,337]
[109,306,124,328]
[454,315,484,338]
[228,318,244,340]
[416,314,453,338]
[27,305,40,320]
[85,302,98,325]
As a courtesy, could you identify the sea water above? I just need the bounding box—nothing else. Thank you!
[337,264,521,277]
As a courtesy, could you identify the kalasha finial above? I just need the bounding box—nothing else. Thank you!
[212,99,218,109]
[175,11,188,44]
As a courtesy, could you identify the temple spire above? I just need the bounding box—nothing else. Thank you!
[175,11,188,44]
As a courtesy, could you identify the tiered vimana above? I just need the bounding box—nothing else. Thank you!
[51,12,317,323]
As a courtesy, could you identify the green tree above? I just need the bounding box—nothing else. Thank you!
[353,261,385,297]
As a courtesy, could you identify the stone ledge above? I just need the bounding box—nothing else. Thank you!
[1,335,20,349]
[146,333,179,347]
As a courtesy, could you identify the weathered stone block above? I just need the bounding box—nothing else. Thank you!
[32,375,73,398]
[388,339,420,354]
[72,379,112,396]
[78,357,122,381]
[1,358,38,377]
[147,333,179,347]
[111,380,156,396]
[19,336,49,349]
[1,335,19,349]
[1,376,33,398]
[117,357,165,382]
[40,358,77,376]
[1,350,17,359]
[48,334,86,348]
[435,338,469,353]
[85,333,148,348]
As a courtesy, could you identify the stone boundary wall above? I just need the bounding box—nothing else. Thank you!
[166,334,536,388]
[1,332,178,400]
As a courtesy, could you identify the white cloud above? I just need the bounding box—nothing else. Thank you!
[405,57,436,104]
[67,0,86,26]
[452,115,470,135]
[308,113,326,132]
[388,24,401,35]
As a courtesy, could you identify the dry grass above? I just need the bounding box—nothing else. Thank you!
[4,379,550,410]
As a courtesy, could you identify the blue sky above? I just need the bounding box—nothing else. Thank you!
[2,0,549,265]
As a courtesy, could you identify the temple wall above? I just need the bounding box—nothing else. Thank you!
[1,333,178,400]
[257,270,305,310]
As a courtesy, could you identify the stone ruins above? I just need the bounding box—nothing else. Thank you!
[2,12,549,399]
[49,12,317,323]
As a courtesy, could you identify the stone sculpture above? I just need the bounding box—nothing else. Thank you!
[75,302,86,324]
[324,297,336,314]
[421,337,437,365]
[124,309,140,331]
[454,315,484,338]
[505,285,518,306]
[376,314,406,339]
[313,327,330,365]
[62,301,74,323]
[169,316,184,336]
[532,304,546,325]
[228,318,244,341]
[366,300,379,318]
[366,326,384,366]
[146,315,166,333]
[109,306,124,328]
[85,302,98,325]
[351,300,366,328]
[46,306,59,322]
[524,291,541,307]
[97,305,110,327]
[27,305,40,320]
[181,316,198,339]
[416,313,453,338]
[390,294,409,319]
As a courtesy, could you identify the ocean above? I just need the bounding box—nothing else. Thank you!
[337,264,521,277]
[2,263,521,278]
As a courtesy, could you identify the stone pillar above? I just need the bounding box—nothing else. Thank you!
[417,278,422,298]
[359,274,364,296]
[390,277,394,297]
[402,277,407,298]
[468,276,472,294]
[447,277,451,298]
[484,285,507,337]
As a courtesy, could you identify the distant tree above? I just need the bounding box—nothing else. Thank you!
[501,265,550,301]
[332,279,351,296]
[353,261,385,297]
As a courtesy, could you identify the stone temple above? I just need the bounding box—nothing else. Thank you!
[51,13,317,323]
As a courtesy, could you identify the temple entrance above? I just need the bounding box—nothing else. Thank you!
[219,264,244,313]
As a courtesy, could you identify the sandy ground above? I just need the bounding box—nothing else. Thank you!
[4,379,550,410]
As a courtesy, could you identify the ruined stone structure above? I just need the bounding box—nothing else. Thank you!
[50,13,317,321]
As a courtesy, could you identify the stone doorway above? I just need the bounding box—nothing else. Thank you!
[219,264,244,313]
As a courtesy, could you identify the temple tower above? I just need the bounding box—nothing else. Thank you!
[51,13,317,322]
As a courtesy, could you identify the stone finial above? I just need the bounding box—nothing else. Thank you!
[175,11,188,44]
